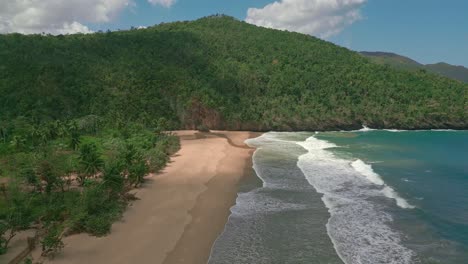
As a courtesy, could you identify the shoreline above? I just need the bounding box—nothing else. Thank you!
[162,131,258,264]
[34,130,259,264]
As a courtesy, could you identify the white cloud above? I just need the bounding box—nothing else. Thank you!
[147,0,177,8]
[246,0,367,39]
[57,22,93,35]
[0,0,174,35]
[0,0,133,34]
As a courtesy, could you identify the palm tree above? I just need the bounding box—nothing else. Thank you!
[78,142,103,185]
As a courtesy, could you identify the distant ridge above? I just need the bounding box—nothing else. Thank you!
[360,51,468,83]
[425,62,468,83]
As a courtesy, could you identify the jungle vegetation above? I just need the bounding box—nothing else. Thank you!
[0,14,466,257]
[0,15,467,131]
[0,117,179,257]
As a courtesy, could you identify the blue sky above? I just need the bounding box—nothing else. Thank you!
[329,1,468,67]
[2,0,467,66]
[91,0,467,67]
[89,1,275,31]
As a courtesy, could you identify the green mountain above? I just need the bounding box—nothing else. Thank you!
[1,15,467,131]
[425,62,468,83]
[360,51,468,83]
[360,51,422,70]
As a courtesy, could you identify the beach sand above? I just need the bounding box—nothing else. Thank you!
[36,130,258,264]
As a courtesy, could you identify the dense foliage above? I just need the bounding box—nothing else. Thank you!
[0,120,179,257]
[361,51,468,83]
[1,15,467,131]
[0,15,467,131]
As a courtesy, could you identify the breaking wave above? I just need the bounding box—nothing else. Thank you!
[296,135,416,264]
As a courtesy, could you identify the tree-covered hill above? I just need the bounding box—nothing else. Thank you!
[360,51,422,71]
[425,63,468,83]
[361,51,468,83]
[1,15,467,131]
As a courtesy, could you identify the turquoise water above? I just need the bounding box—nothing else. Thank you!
[209,130,468,264]
[316,130,468,263]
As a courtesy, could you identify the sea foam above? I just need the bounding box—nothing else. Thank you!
[296,135,415,264]
[355,126,406,133]
[351,159,415,209]
[351,159,385,185]
[352,125,458,133]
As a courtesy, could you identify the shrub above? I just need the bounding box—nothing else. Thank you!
[36,161,59,194]
[102,162,125,197]
[20,166,38,187]
[0,186,36,254]
[197,124,210,132]
[83,214,113,237]
[69,130,81,151]
[41,223,64,257]
[70,182,125,236]
[145,147,169,173]
[128,158,148,187]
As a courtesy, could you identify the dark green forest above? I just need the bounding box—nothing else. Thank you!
[0,15,467,258]
[1,15,466,131]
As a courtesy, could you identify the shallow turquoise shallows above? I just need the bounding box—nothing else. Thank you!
[208,130,468,264]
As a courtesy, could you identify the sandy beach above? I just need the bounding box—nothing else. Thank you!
[33,130,258,264]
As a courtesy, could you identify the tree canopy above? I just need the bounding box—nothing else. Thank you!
[0,15,466,131]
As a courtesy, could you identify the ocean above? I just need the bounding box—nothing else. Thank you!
[208,130,468,264]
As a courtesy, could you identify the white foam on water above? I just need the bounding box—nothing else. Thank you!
[245,132,296,186]
[382,186,415,209]
[335,125,404,133]
[319,126,466,134]
[245,131,298,148]
[296,135,416,264]
[351,159,385,185]
[351,159,415,209]
[356,126,407,133]
[352,126,460,133]
[359,125,375,132]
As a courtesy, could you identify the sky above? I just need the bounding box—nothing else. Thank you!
[0,0,467,67]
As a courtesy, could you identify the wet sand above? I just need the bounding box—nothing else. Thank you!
[40,130,258,264]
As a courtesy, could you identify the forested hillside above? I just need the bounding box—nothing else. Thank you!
[361,51,468,83]
[425,63,468,83]
[1,15,467,131]
[360,51,422,71]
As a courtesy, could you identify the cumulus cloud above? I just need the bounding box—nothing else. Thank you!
[147,0,177,8]
[0,0,175,35]
[246,0,367,38]
[0,0,132,34]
